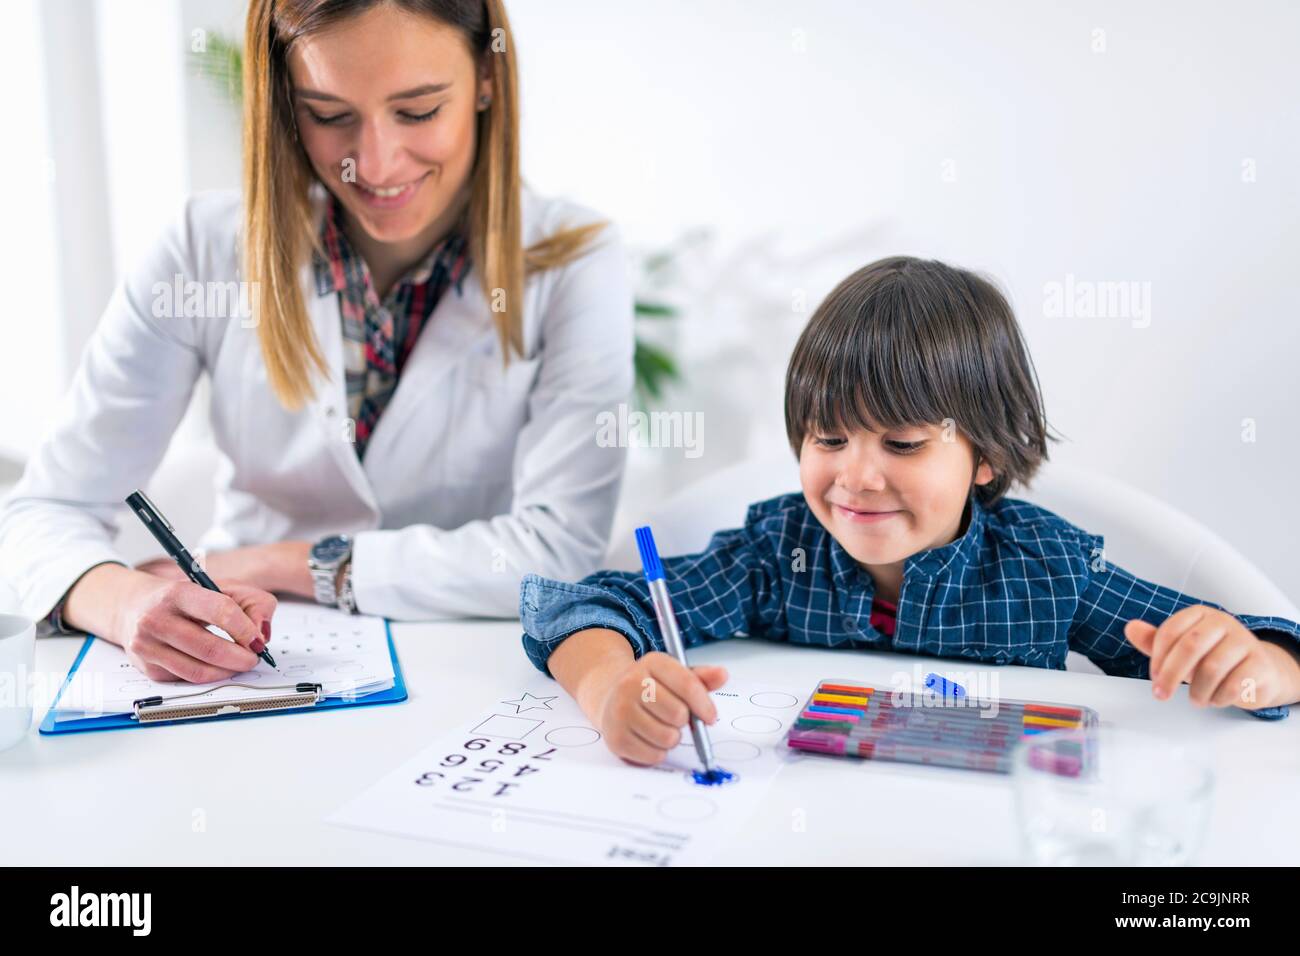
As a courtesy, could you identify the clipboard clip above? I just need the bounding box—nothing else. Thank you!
[132,682,324,723]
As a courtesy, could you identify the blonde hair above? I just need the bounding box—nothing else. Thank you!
[242,0,604,409]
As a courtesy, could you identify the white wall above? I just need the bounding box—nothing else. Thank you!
[95,0,189,277]
[0,0,191,462]
[0,1,72,462]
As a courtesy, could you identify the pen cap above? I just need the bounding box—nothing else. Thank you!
[126,489,174,531]
[124,489,198,578]
[634,526,665,581]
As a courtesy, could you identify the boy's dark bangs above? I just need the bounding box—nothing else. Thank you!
[789,285,964,442]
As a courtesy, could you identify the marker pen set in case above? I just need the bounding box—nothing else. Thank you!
[786,678,1100,775]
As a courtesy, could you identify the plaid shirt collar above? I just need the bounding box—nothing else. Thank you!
[311,193,469,299]
[827,488,987,590]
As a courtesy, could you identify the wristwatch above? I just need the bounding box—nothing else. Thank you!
[309,534,352,608]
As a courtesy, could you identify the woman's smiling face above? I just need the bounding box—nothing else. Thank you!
[287,4,489,245]
[799,420,995,572]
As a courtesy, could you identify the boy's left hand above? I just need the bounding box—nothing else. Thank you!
[1124,606,1300,710]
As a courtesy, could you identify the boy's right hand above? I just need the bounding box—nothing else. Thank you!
[584,651,729,766]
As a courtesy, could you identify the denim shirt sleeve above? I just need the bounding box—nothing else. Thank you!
[519,522,787,676]
[1067,537,1298,720]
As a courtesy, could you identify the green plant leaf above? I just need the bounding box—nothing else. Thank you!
[634,301,679,318]
[633,338,680,406]
[192,31,244,105]
[642,250,677,275]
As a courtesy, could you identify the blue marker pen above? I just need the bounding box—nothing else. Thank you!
[635,526,722,779]
[925,672,967,699]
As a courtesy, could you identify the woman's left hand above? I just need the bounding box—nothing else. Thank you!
[135,541,314,599]
[1125,606,1300,710]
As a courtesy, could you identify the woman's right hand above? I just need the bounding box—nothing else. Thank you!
[64,564,276,683]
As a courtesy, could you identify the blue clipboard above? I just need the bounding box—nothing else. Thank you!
[39,620,408,735]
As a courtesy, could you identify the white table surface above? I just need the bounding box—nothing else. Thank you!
[3,619,1297,866]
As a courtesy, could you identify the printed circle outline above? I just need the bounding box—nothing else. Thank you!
[544,725,601,747]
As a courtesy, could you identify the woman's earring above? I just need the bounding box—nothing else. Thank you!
[478,94,492,109]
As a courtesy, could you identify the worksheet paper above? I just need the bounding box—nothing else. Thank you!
[328,681,806,865]
[51,602,393,722]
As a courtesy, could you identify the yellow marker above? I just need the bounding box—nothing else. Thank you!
[813,693,871,706]
[1022,714,1081,729]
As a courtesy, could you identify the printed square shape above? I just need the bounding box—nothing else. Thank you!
[472,714,543,740]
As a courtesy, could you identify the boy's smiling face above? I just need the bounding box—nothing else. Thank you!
[799,421,994,600]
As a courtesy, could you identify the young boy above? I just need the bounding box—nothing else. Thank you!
[519,256,1300,766]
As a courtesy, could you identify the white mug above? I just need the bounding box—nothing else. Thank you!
[0,613,35,751]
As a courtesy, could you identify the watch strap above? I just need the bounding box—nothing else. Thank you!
[337,559,357,614]
[309,536,351,606]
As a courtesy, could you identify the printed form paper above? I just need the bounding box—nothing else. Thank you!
[328,681,806,865]
[51,602,393,721]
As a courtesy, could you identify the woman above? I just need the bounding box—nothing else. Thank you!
[0,0,634,684]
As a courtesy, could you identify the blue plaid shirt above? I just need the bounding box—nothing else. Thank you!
[520,491,1300,719]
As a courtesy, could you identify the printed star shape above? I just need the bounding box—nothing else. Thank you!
[501,692,558,714]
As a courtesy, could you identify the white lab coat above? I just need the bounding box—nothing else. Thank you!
[0,186,634,624]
